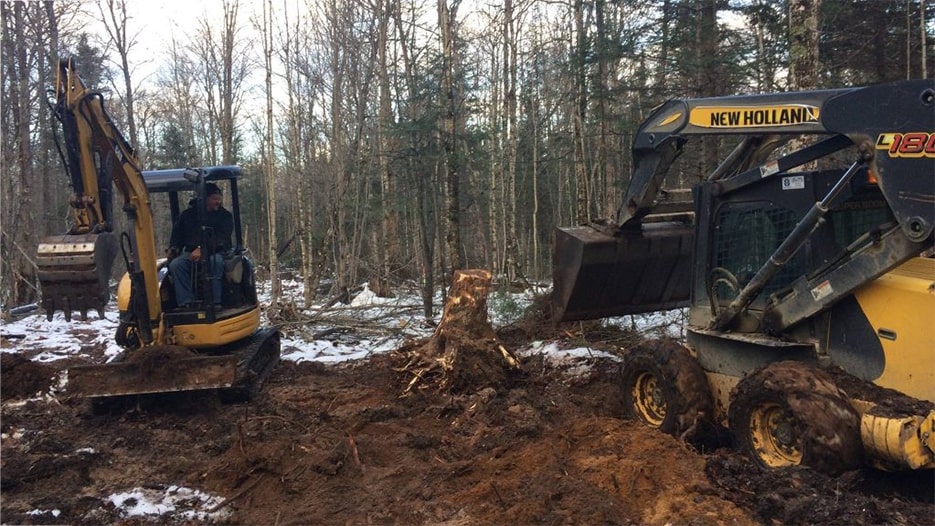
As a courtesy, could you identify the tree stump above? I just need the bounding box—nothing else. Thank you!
[394,269,521,393]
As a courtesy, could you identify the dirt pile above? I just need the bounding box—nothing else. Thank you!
[1,353,57,401]
[195,355,755,526]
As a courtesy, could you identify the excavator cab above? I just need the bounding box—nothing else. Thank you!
[113,166,262,350]
[143,167,258,311]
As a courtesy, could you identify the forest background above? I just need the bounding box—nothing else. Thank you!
[1,0,932,317]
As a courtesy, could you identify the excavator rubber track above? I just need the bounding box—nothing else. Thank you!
[223,327,282,402]
[68,327,281,401]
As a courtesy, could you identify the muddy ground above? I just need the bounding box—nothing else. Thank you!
[1,323,933,526]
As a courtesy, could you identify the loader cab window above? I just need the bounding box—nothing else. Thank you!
[712,202,804,302]
[829,198,894,249]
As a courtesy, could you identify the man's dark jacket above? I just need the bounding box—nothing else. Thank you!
[169,202,234,254]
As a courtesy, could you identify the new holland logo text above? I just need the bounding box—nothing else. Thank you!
[689,105,820,128]
[876,132,935,158]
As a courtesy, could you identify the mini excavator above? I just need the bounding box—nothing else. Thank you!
[37,58,279,401]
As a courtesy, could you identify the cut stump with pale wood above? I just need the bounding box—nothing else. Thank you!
[393,269,521,393]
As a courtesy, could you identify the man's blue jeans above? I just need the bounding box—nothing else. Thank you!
[169,250,224,306]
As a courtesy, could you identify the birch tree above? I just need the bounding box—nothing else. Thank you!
[96,0,140,149]
[192,0,251,165]
[259,0,280,304]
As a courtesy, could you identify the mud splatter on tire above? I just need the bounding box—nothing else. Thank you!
[619,339,715,443]
[729,361,862,475]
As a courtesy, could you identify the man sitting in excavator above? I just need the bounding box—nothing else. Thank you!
[167,182,233,308]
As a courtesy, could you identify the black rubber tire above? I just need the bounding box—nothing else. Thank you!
[728,361,862,475]
[620,339,714,442]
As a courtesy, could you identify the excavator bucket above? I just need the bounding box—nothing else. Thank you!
[551,221,694,322]
[37,232,119,321]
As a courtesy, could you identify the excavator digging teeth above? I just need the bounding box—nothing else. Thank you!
[37,232,118,321]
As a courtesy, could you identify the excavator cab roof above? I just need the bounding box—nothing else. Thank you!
[143,165,248,253]
[141,165,243,194]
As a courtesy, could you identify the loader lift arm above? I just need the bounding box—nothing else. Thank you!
[39,58,160,342]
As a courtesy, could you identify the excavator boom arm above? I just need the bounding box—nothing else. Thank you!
[39,58,161,333]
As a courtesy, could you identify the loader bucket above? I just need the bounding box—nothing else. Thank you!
[67,346,238,398]
[551,222,694,322]
[37,232,119,321]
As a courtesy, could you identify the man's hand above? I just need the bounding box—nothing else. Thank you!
[191,246,202,262]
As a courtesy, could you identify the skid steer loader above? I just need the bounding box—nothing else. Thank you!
[37,58,279,402]
[552,79,935,473]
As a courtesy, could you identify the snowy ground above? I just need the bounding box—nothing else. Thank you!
[1,279,685,368]
[1,279,685,521]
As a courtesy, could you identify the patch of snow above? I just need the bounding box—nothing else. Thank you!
[27,508,61,518]
[520,341,619,362]
[350,283,378,307]
[1,428,24,440]
[107,485,229,522]
[1,309,122,362]
[604,310,688,340]
[518,341,621,378]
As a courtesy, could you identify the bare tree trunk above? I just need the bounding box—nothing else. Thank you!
[595,0,611,218]
[97,0,139,149]
[503,0,521,283]
[261,0,280,305]
[439,0,463,270]
[654,0,671,92]
[696,0,720,179]
[41,1,59,235]
[220,0,240,164]
[1,1,39,307]
[193,0,248,166]
[280,4,319,307]
[530,61,540,280]
[393,1,435,319]
[920,0,928,79]
[573,0,588,225]
[789,0,820,90]
[752,3,767,91]
[375,0,398,297]
[788,0,820,169]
